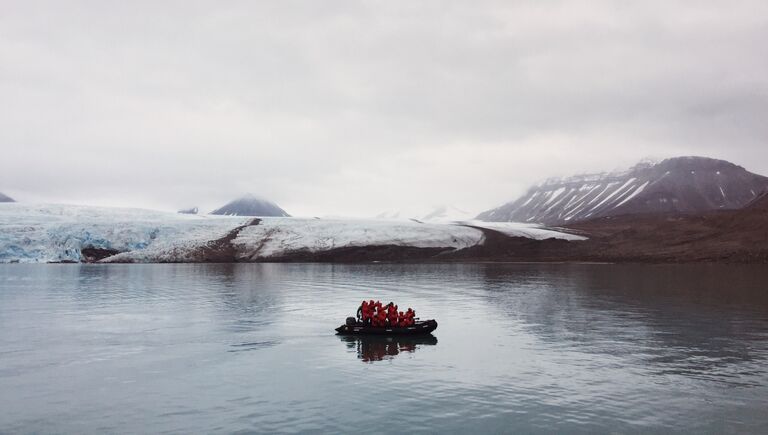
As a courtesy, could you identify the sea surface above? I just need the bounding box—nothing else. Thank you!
[1,263,768,434]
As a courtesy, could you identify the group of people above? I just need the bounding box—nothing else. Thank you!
[356,300,416,328]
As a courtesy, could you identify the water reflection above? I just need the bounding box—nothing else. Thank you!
[339,335,438,363]
[477,264,768,384]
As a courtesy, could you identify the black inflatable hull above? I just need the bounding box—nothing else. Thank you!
[335,319,437,336]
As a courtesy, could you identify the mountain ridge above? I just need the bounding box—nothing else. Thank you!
[477,156,768,225]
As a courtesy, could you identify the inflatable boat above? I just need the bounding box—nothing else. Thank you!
[335,318,438,335]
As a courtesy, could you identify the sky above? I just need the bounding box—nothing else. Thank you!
[1,1,767,217]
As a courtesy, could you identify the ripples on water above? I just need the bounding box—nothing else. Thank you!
[1,263,767,433]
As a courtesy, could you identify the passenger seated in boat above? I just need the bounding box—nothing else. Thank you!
[403,308,415,327]
[368,304,375,325]
[359,300,394,326]
[387,304,398,326]
[378,303,387,324]
[357,301,418,328]
[360,300,373,325]
[376,305,387,327]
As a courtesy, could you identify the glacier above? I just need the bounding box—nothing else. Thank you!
[231,217,485,261]
[0,203,246,263]
[0,203,586,263]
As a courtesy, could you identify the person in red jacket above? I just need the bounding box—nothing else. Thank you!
[404,308,415,326]
[388,303,398,327]
[356,301,421,328]
[366,301,378,327]
[377,306,387,327]
[371,303,380,327]
[364,301,375,325]
[371,304,380,327]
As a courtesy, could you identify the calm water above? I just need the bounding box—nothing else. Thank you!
[1,263,768,434]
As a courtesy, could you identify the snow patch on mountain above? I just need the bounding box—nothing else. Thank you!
[375,205,475,223]
[478,157,768,225]
[460,220,587,241]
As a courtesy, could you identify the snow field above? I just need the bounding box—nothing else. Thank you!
[0,204,586,263]
[233,217,485,260]
[457,220,587,241]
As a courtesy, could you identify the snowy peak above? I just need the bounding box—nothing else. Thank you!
[0,192,14,203]
[374,205,474,222]
[210,194,290,217]
[478,156,768,225]
[420,205,474,223]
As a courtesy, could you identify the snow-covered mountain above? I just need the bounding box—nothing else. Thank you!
[0,192,14,202]
[210,194,290,217]
[420,205,474,223]
[374,205,475,223]
[478,156,768,225]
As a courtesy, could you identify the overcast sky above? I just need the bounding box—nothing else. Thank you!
[1,1,767,217]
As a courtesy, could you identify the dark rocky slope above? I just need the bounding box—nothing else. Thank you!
[439,197,768,264]
[561,196,768,263]
[0,192,14,202]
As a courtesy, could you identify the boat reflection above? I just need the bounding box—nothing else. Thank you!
[339,335,438,363]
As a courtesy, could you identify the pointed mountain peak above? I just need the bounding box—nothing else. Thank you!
[210,194,290,217]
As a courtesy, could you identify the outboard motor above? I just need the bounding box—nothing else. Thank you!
[346,317,357,326]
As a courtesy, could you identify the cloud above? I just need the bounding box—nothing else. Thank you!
[1,0,767,216]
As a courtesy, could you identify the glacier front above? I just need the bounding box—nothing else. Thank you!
[0,203,246,263]
[0,203,586,263]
